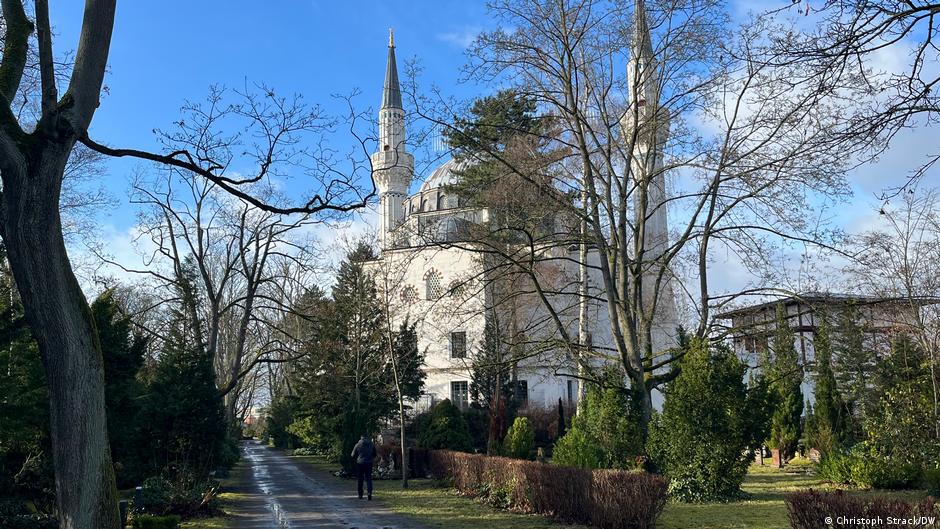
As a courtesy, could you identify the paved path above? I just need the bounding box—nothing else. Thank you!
[227,440,431,529]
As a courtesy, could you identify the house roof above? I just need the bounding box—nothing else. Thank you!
[715,291,940,319]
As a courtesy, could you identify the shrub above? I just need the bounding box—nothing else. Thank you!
[504,417,535,459]
[817,451,854,485]
[647,339,751,501]
[136,476,220,517]
[133,515,181,529]
[428,449,667,529]
[0,515,58,529]
[550,371,643,470]
[786,490,938,529]
[925,467,940,497]
[817,444,923,490]
[551,428,603,469]
[416,400,473,452]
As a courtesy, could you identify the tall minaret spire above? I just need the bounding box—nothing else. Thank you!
[372,30,413,249]
[627,0,657,109]
[621,0,678,351]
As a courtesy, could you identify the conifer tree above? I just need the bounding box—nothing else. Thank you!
[833,304,876,425]
[768,303,803,461]
[647,339,751,501]
[810,313,850,454]
[137,261,229,478]
[91,290,148,486]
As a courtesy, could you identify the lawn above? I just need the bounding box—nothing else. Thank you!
[659,463,930,529]
[177,462,252,529]
[292,454,932,529]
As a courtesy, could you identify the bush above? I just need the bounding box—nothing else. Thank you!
[786,490,938,529]
[551,428,603,469]
[132,515,179,529]
[136,476,220,517]
[647,339,751,502]
[550,372,643,470]
[817,444,923,489]
[504,417,535,459]
[415,400,473,452]
[428,449,667,529]
[133,515,181,529]
[0,515,58,529]
[925,467,940,496]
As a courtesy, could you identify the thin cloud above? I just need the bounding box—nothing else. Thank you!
[436,26,481,49]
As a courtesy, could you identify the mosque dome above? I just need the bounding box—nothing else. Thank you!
[419,158,470,193]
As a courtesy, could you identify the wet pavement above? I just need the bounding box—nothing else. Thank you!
[231,440,431,529]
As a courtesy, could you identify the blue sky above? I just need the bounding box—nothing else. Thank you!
[51,1,492,230]
[48,1,937,293]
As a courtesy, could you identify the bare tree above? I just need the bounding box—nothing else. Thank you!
[773,0,940,197]
[94,165,323,425]
[406,0,872,435]
[0,3,374,527]
[847,186,940,440]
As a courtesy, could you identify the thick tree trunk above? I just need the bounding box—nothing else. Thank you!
[0,146,120,529]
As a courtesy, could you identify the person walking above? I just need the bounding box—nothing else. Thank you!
[350,434,377,500]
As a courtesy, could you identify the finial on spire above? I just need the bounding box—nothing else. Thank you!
[389,28,395,48]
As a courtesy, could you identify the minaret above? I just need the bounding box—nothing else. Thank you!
[372,29,413,249]
[621,0,676,346]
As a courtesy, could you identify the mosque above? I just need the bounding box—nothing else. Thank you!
[365,14,677,412]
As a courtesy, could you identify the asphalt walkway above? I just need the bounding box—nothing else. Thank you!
[227,440,431,529]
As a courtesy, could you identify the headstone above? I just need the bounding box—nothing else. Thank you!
[771,449,783,468]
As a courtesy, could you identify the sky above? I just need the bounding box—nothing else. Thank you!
[47,1,938,296]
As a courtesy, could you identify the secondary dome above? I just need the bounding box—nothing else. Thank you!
[419,158,470,192]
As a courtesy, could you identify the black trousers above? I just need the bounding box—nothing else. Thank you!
[356,462,373,498]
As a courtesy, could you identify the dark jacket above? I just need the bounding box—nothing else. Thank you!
[351,437,377,465]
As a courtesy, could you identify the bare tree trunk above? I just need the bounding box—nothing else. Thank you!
[1,149,119,529]
[576,186,589,414]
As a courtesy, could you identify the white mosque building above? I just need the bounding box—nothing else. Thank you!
[365,15,677,412]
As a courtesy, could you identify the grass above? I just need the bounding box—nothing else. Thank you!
[177,462,251,529]
[658,463,931,529]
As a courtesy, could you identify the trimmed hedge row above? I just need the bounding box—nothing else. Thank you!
[786,490,939,529]
[428,450,668,529]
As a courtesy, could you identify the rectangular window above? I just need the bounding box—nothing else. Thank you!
[514,380,529,408]
[451,381,469,410]
[567,379,578,407]
[450,331,467,359]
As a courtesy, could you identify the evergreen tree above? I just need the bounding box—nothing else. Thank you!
[137,263,230,479]
[290,243,403,471]
[743,371,775,452]
[415,399,473,452]
[0,247,53,512]
[91,290,148,486]
[469,318,513,453]
[865,333,939,468]
[809,313,850,454]
[767,303,804,461]
[832,303,876,427]
[443,89,565,240]
[647,339,751,501]
[552,368,643,470]
[392,318,425,403]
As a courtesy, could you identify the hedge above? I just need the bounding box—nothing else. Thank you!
[428,450,667,529]
[786,490,938,529]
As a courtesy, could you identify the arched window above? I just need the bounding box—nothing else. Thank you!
[437,194,446,210]
[400,285,419,303]
[424,269,444,300]
[420,199,428,212]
